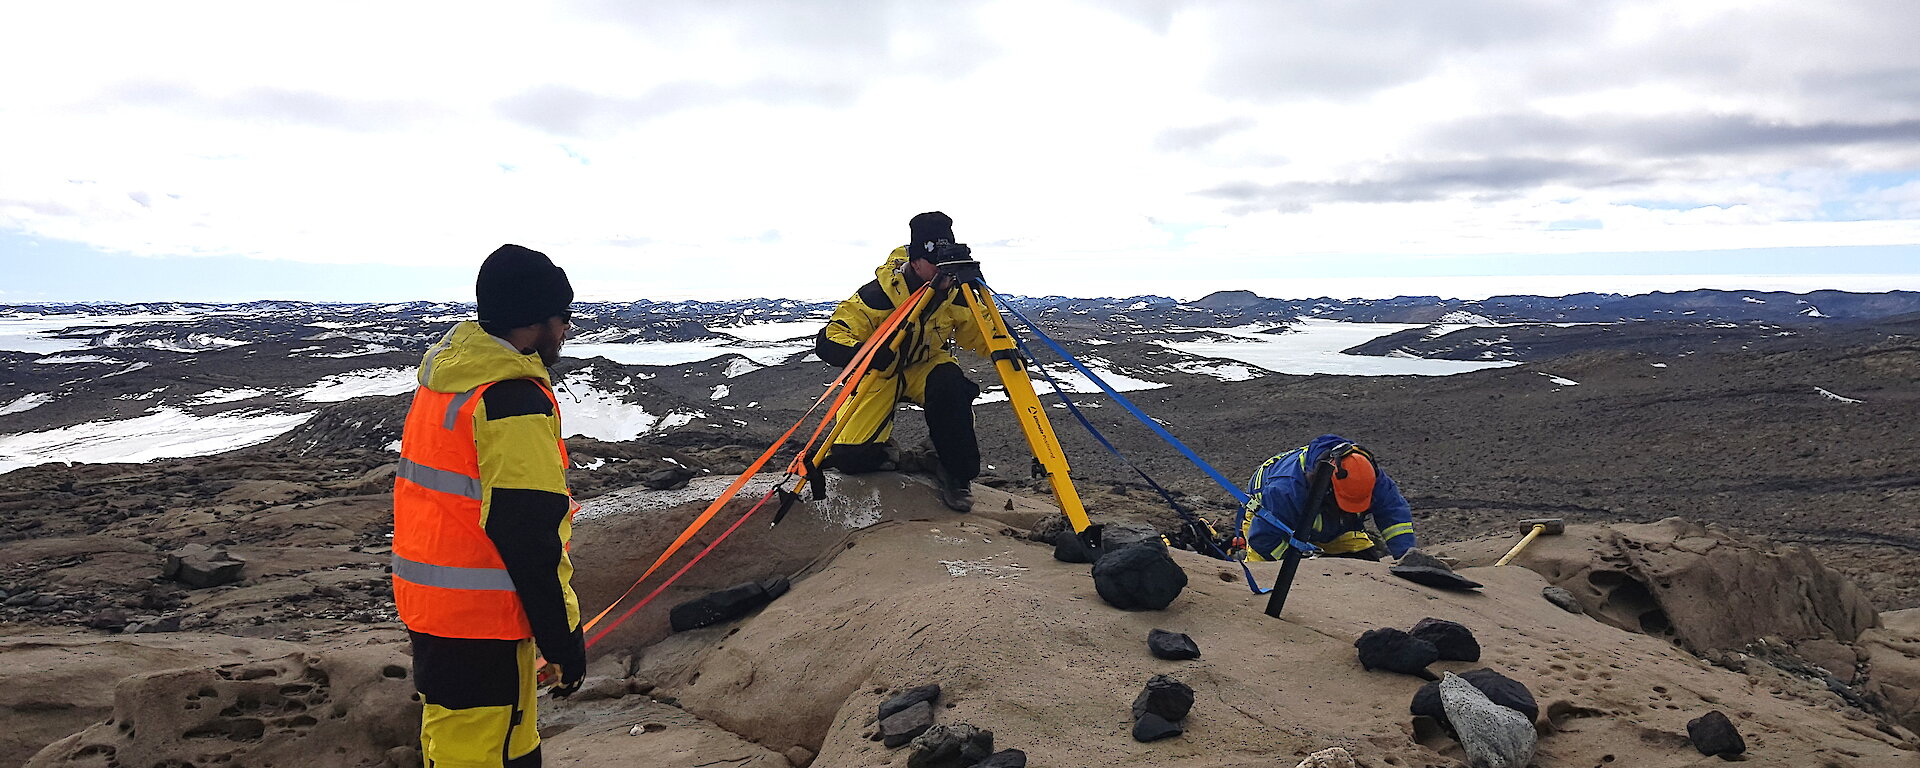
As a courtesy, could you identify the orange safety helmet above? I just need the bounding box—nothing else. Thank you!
[1329,448,1377,514]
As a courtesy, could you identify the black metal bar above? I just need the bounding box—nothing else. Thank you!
[1263,546,1303,618]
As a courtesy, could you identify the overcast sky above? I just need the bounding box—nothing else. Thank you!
[2,0,1917,303]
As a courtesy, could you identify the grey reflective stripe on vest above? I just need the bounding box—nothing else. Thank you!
[391,554,516,591]
[396,458,482,500]
[442,389,477,430]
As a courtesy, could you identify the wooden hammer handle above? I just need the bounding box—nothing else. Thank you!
[1495,524,1547,566]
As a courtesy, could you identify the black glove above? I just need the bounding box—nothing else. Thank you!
[866,345,896,372]
[542,628,587,697]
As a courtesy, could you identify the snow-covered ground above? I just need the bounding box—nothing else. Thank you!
[0,312,201,354]
[0,407,313,475]
[568,340,810,367]
[710,320,825,342]
[299,368,417,402]
[554,372,661,441]
[1157,320,1519,376]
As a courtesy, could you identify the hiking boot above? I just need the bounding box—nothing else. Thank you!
[940,480,974,513]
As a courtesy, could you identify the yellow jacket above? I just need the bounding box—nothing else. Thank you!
[818,247,988,375]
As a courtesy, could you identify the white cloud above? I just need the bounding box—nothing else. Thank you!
[1,0,1916,302]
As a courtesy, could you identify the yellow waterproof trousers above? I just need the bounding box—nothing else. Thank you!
[410,631,542,767]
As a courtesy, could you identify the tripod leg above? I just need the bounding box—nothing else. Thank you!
[959,284,1093,534]
[1263,546,1303,618]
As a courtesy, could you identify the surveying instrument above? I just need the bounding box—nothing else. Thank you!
[784,244,1094,536]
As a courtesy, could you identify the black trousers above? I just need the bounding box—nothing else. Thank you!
[825,361,980,485]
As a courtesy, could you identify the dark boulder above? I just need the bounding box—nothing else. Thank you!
[975,749,1027,767]
[1131,712,1183,742]
[1687,710,1745,757]
[1388,564,1483,591]
[1148,628,1201,660]
[1410,618,1480,662]
[879,683,942,721]
[906,723,994,768]
[1092,544,1188,611]
[1101,522,1164,552]
[1411,668,1538,726]
[669,577,789,632]
[164,544,247,589]
[641,465,696,490]
[1052,524,1103,564]
[879,700,935,748]
[1131,674,1194,722]
[1355,627,1439,679]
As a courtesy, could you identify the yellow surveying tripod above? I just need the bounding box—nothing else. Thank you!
[789,255,1094,535]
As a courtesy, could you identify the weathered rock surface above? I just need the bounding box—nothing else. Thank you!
[878,683,942,721]
[879,700,935,748]
[1410,668,1538,727]
[905,723,993,768]
[1439,672,1536,768]
[1295,746,1357,767]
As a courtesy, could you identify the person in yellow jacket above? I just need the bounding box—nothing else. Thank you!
[393,244,583,767]
[814,211,990,512]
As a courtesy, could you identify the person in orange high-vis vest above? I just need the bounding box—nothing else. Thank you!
[394,244,581,767]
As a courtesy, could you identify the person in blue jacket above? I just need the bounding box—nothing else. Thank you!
[1236,435,1416,562]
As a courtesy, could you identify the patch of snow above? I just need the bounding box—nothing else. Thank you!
[0,407,313,475]
[1800,306,1828,318]
[568,340,809,367]
[299,368,417,402]
[1436,311,1496,325]
[1171,360,1261,382]
[0,312,199,354]
[557,372,660,441]
[659,411,702,430]
[102,362,151,378]
[138,334,249,353]
[710,320,824,342]
[0,393,54,416]
[1742,296,1766,304]
[34,354,123,365]
[1815,387,1861,404]
[1651,362,1668,368]
[722,358,761,378]
[1159,320,1517,376]
[310,345,403,358]
[384,440,402,452]
[1538,372,1580,386]
[710,384,730,400]
[575,458,607,471]
[192,388,271,405]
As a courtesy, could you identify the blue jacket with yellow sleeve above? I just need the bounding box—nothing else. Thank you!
[1238,434,1417,560]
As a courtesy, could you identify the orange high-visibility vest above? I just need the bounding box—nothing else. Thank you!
[392,380,568,639]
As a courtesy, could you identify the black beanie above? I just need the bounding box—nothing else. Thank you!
[908,211,955,259]
[476,244,573,330]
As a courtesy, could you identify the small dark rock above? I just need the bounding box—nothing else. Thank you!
[1410,618,1480,662]
[1052,524,1103,564]
[905,723,993,768]
[1396,548,1452,570]
[1388,565,1483,591]
[879,683,942,721]
[164,544,247,589]
[86,609,130,631]
[1092,544,1188,611]
[1355,627,1439,679]
[5,592,38,607]
[669,580,782,632]
[1100,522,1164,552]
[975,749,1027,768]
[1411,668,1538,726]
[879,700,934,748]
[133,615,182,633]
[1148,628,1201,660]
[31,594,59,608]
[1131,712,1183,742]
[759,576,791,601]
[1028,514,1070,544]
[1131,674,1194,722]
[1687,710,1745,757]
[641,466,696,490]
[1542,586,1582,613]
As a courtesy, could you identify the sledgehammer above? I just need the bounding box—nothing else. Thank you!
[1494,518,1565,566]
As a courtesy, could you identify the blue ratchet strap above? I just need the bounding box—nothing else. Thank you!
[987,286,1317,556]
[1002,324,1269,590]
